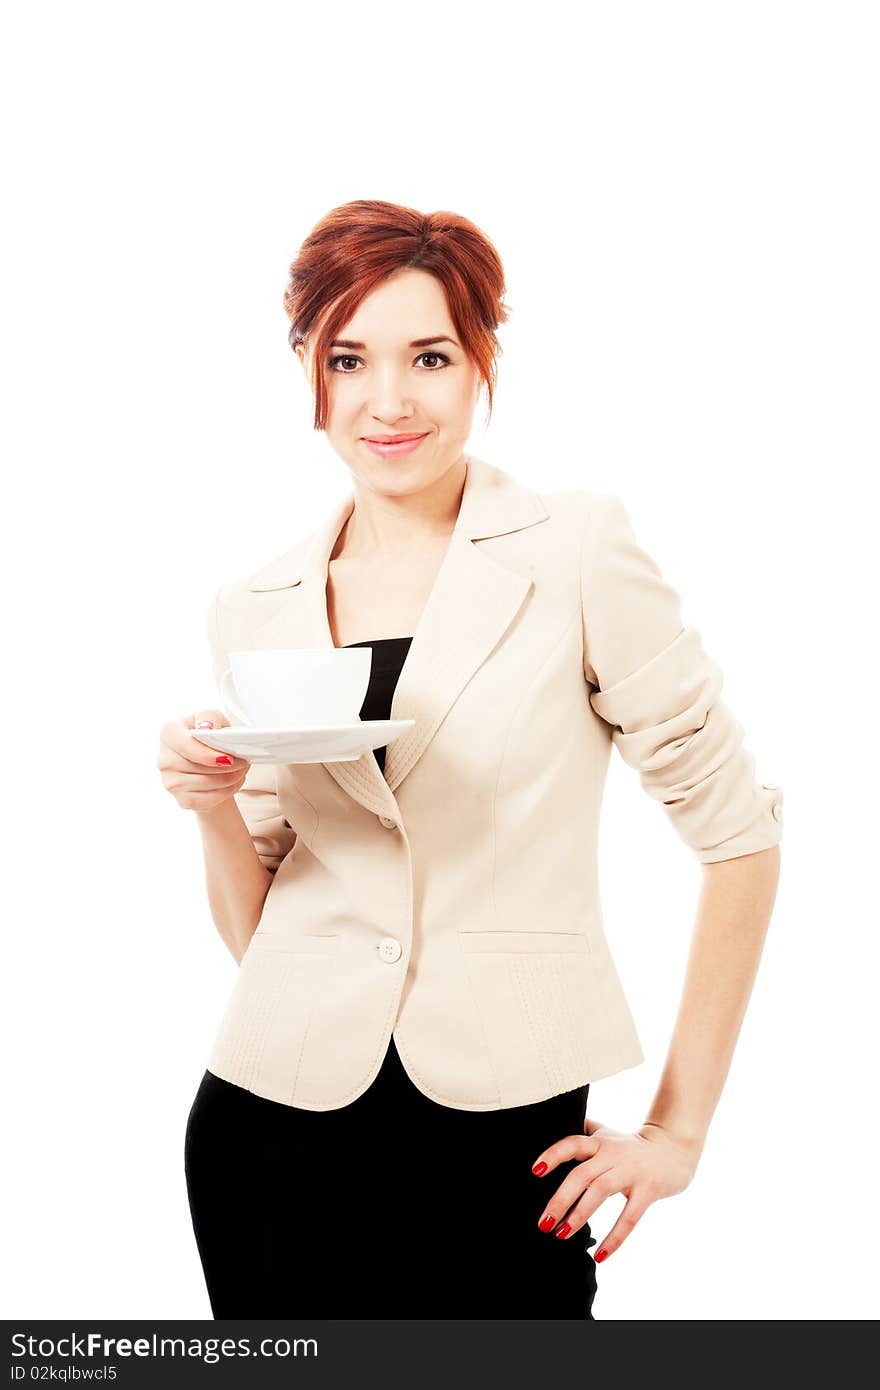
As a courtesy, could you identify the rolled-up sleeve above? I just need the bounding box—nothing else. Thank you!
[205,588,298,874]
[579,493,784,863]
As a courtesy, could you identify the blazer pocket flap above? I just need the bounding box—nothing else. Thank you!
[247,932,342,955]
[457,930,590,954]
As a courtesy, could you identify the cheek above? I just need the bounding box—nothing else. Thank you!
[324,381,358,426]
[434,373,479,418]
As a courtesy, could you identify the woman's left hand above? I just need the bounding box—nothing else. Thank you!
[530,1117,703,1261]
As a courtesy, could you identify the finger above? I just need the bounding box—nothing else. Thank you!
[167,767,249,795]
[188,709,228,731]
[536,1166,617,1237]
[531,1133,600,1177]
[186,717,245,767]
[166,715,249,770]
[186,710,251,769]
[588,1193,650,1260]
[165,740,248,774]
[542,1153,615,1214]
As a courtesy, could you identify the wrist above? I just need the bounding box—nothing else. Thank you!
[196,796,243,830]
[641,1116,708,1158]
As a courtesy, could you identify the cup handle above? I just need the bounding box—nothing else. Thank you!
[220,669,252,727]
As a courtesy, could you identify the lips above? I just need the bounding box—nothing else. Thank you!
[362,432,430,458]
[363,433,428,443]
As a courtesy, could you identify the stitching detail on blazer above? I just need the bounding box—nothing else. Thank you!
[230,956,342,1101]
[518,954,576,1095]
[307,985,403,1107]
[517,953,599,1089]
[284,959,317,1104]
[510,955,559,1093]
[554,951,597,1082]
[236,958,286,1090]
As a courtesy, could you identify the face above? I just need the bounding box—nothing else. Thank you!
[296,267,482,498]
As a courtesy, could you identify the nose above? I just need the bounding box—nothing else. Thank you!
[367,365,416,423]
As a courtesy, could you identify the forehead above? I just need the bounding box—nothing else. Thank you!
[339,268,452,341]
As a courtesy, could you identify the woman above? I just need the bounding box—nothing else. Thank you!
[158,199,783,1319]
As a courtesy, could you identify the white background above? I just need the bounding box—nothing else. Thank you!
[3,0,877,1321]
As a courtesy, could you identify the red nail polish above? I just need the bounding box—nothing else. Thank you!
[216,755,232,765]
[556,1222,572,1239]
[595,1248,609,1262]
[532,1161,548,1175]
[539,1215,556,1232]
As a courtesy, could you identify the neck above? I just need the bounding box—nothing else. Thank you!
[334,455,468,561]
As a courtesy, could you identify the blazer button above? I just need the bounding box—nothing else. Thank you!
[378,937,402,963]
[378,815,397,829]
[771,801,783,822]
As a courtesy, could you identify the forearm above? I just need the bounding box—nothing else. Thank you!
[644,844,782,1155]
[196,798,274,964]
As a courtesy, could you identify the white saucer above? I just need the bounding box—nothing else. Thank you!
[190,719,415,765]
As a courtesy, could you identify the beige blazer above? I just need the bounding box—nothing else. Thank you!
[203,454,783,1111]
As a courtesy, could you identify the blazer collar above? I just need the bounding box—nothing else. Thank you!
[241,453,549,818]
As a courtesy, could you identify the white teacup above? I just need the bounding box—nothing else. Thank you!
[220,648,372,728]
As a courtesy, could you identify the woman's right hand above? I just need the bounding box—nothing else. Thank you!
[158,711,251,813]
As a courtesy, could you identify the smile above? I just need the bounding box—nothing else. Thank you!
[362,433,430,457]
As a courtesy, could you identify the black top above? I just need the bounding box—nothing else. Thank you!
[342,637,413,775]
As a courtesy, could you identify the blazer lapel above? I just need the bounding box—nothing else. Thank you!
[242,454,549,818]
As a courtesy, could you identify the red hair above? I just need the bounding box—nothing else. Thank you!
[282,199,510,430]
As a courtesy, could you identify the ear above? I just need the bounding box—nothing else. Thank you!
[296,343,320,398]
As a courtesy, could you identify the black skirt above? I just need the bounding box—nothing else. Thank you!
[184,1033,597,1319]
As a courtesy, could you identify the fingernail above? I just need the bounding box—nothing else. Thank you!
[595,1248,609,1262]
[532,1161,548,1175]
[538,1214,556,1232]
[195,720,214,729]
[216,755,232,765]
[556,1222,572,1240]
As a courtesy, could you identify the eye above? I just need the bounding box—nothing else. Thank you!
[326,351,452,374]
[415,351,451,370]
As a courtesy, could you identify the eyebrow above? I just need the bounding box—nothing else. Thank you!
[329,335,460,350]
